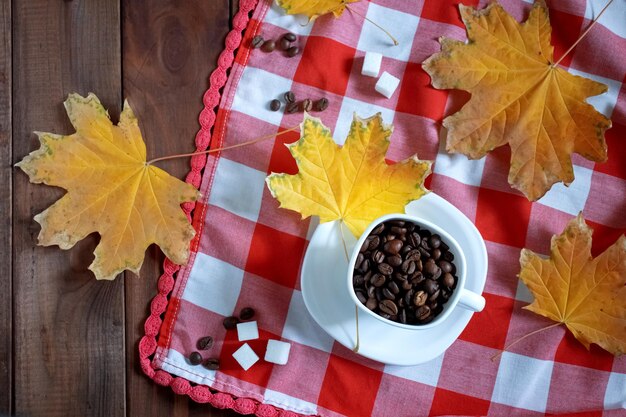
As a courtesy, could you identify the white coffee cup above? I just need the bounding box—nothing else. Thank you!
[347,213,485,330]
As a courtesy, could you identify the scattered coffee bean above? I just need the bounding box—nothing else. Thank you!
[286,102,299,114]
[251,35,264,49]
[314,98,329,111]
[283,32,297,42]
[301,98,313,112]
[197,336,214,350]
[223,316,239,330]
[203,358,220,370]
[286,46,300,57]
[261,40,276,52]
[279,37,291,51]
[352,219,460,325]
[188,351,203,365]
[239,307,256,321]
[284,91,296,103]
[269,99,281,111]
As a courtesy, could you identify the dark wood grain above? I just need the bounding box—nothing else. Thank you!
[0,0,11,413]
[12,1,125,416]
[122,1,238,416]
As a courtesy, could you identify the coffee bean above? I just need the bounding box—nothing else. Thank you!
[283,32,297,42]
[301,98,313,112]
[379,312,391,319]
[404,289,414,306]
[358,259,370,274]
[366,297,378,310]
[203,358,220,370]
[401,259,416,275]
[371,223,385,235]
[418,229,431,239]
[393,272,407,282]
[388,281,400,295]
[382,288,395,300]
[197,336,213,350]
[355,252,364,269]
[411,271,425,285]
[286,102,299,114]
[424,259,440,277]
[356,290,367,304]
[314,97,329,111]
[189,351,203,365]
[420,239,431,250]
[240,307,255,321]
[439,260,452,273]
[423,279,439,295]
[419,247,430,258]
[390,226,407,235]
[443,273,455,289]
[353,274,364,287]
[284,91,296,103]
[223,316,239,330]
[279,37,291,51]
[377,263,393,275]
[400,244,413,255]
[389,220,405,227]
[429,289,441,302]
[372,250,385,264]
[408,232,421,247]
[416,305,431,320]
[261,40,276,52]
[443,251,454,262]
[413,290,427,307]
[380,299,398,315]
[383,239,403,255]
[286,46,300,57]
[401,280,412,291]
[429,235,441,249]
[251,35,264,48]
[270,99,281,111]
[405,249,420,262]
[368,235,380,250]
[432,248,441,260]
[399,309,407,324]
[387,255,402,267]
[367,285,376,298]
[371,273,386,287]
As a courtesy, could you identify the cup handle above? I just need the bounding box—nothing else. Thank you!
[457,289,486,312]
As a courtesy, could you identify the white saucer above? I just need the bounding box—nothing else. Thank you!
[300,193,488,366]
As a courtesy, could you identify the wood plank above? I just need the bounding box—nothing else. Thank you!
[0,0,11,413]
[122,1,237,416]
[12,1,125,416]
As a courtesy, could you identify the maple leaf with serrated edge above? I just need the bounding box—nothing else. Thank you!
[519,214,626,355]
[16,93,200,281]
[276,0,359,21]
[423,0,611,201]
[266,113,432,238]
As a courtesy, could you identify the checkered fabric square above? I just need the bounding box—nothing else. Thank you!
[149,0,626,415]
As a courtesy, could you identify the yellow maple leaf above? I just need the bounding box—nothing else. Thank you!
[16,93,200,281]
[423,1,612,201]
[266,113,432,237]
[276,0,359,20]
[519,214,626,355]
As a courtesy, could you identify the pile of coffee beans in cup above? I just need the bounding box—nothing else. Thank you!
[352,219,458,325]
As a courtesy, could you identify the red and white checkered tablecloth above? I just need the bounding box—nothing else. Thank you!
[141,0,626,415]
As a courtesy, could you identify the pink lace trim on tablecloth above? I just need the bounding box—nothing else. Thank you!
[137,1,306,416]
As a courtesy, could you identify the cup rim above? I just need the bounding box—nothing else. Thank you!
[347,213,467,330]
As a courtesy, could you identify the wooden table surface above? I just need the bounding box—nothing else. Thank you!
[2,1,240,416]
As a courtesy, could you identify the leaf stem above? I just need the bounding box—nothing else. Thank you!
[346,5,399,46]
[552,0,614,67]
[339,220,360,353]
[491,322,562,361]
[146,126,300,166]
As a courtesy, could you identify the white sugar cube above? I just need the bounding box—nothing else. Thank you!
[232,343,259,371]
[375,71,400,98]
[264,340,291,365]
[237,320,259,341]
[362,51,382,77]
